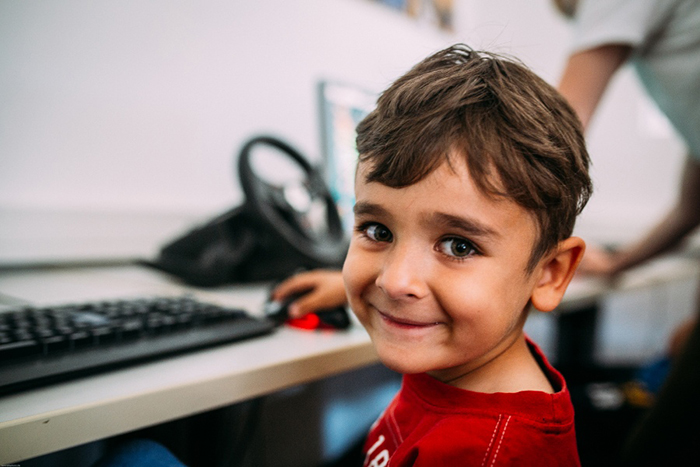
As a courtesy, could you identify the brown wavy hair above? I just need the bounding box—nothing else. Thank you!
[355,44,591,272]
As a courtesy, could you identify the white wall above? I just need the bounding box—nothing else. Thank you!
[0,0,455,214]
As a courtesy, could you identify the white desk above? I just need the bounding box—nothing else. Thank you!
[1,256,698,463]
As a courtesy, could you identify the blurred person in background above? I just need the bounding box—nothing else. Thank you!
[553,0,700,464]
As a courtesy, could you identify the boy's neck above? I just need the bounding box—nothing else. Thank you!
[430,333,555,394]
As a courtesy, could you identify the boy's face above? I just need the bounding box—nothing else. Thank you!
[343,155,544,384]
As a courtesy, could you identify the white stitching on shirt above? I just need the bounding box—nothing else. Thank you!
[481,414,502,467]
[490,415,512,466]
[387,404,403,446]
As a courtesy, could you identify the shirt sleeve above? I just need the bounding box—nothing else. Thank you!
[571,0,674,53]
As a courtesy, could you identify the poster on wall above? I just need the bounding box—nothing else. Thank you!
[373,0,454,31]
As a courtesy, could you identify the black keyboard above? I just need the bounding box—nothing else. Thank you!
[0,296,276,395]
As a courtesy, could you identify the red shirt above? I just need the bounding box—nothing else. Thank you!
[362,339,580,466]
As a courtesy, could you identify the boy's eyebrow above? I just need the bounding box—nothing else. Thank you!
[425,212,499,239]
[353,201,389,218]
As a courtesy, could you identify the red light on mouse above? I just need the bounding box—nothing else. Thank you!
[286,313,321,330]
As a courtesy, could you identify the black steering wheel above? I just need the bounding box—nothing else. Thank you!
[238,136,347,269]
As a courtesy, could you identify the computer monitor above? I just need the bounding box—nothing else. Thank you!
[318,81,377,236]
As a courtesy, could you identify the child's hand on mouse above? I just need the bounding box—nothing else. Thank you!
[271,269,346,318]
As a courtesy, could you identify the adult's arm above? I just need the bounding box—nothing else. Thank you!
[558,43,632,129]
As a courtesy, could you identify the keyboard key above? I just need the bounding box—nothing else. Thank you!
[0,339,40,359]
[41,334,68,354]
[119,318,145,338]
[69,330,93,348]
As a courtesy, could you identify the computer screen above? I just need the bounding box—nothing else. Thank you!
[318,81,377,236]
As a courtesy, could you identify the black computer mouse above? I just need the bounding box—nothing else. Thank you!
[263,289,351,330]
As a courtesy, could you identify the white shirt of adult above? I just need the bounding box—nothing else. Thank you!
[571,0,700,158]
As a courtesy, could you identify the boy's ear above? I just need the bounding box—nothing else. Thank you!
[530,237,586,312]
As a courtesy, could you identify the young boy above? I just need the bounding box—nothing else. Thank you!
[342,43,591,466]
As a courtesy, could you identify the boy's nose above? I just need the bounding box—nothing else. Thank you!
[375,242,429,301]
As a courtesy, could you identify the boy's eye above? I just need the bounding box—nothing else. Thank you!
[439,237,477,258]
[365,223,393,242]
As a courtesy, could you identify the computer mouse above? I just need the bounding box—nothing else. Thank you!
[263,289,351,330]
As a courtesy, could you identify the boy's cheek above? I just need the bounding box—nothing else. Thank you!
[341,247,361,295]
[342,247,370,306]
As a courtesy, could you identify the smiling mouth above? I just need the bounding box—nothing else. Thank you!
[377,310,441,328]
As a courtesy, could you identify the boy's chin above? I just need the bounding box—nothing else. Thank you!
[375,349,433,376]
